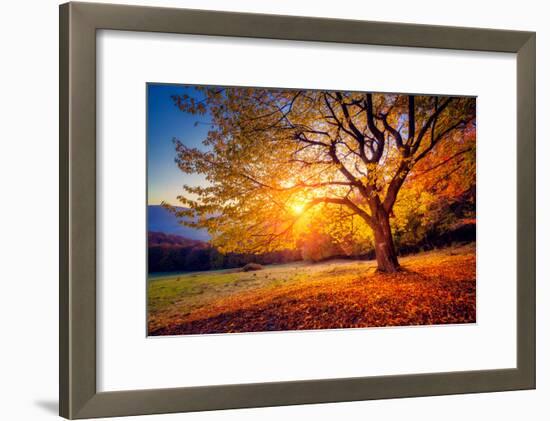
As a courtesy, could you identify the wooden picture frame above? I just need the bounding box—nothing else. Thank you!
[60,2,535,418]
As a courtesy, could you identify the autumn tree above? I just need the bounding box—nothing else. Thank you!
[167,88,475,273]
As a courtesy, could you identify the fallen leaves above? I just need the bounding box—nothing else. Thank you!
[148,245,476,336]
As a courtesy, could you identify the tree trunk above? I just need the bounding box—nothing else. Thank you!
[372,211,400,273]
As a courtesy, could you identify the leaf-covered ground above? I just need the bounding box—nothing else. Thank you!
[148,243,475,335]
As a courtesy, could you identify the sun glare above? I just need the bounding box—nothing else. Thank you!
[291,203,305,215]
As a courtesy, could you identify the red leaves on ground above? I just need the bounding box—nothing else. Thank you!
[149,248,476,336]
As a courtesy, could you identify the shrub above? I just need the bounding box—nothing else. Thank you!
[241,263,264,272]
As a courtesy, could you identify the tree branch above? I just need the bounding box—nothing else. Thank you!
[411,97,453,154]
[382,113,406,154]
[414,118,471,163]
[382,160,410,213]
[409,147,473,179]
[310,197,375,228]
[408,95,415,144]
[364,94,385,161]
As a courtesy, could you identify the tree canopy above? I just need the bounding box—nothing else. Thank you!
[165,87,475,272]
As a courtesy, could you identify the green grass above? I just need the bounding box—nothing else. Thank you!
[148,262,314,315]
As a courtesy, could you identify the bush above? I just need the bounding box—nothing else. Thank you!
[241,263,264,272]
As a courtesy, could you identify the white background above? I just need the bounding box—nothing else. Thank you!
[98,31,516,391]
[0,0,547,420]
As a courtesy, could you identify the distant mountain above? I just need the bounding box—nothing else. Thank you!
[147,205,210,241]
[148,231,207,248]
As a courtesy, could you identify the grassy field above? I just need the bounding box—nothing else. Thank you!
[148,243,476,335]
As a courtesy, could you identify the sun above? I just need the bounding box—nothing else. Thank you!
[291,202,305,215]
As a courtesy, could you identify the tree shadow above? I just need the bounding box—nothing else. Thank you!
[34,399,58,415]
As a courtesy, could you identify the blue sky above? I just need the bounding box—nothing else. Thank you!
[147,83,210,206]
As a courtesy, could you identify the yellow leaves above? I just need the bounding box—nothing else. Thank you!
[169,87,476,264]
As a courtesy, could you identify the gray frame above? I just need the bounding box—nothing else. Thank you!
[60,1,536,419]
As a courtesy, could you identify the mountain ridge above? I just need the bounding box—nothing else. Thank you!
[147,204,210,241]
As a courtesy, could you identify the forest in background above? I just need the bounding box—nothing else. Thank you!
[148,215,474,274]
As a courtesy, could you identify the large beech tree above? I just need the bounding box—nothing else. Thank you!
[167,88,475,273]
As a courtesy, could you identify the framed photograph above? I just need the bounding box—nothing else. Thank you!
[60,2,535,419]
